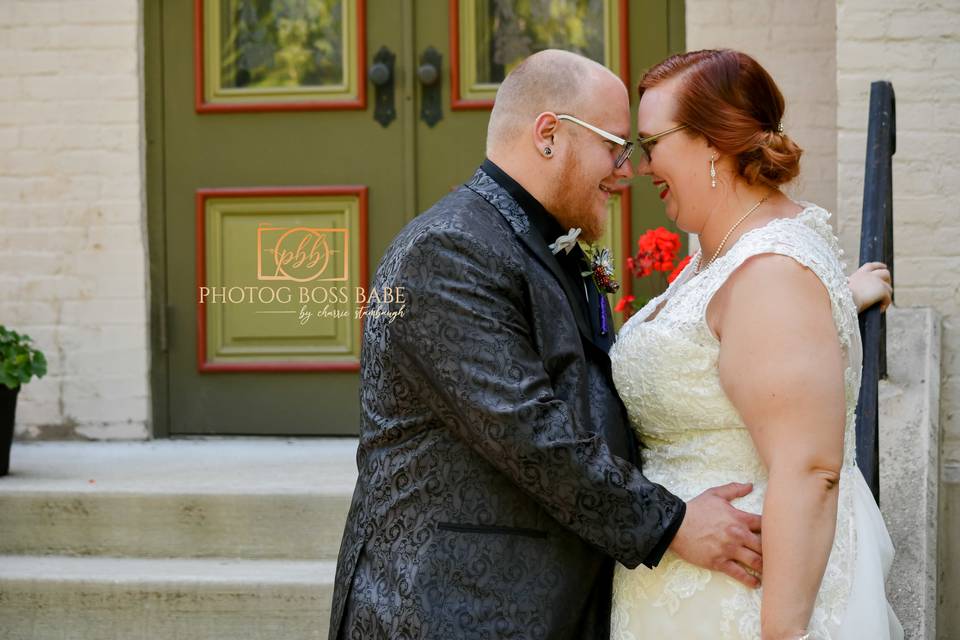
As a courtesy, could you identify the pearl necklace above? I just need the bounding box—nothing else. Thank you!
[695,194,770,274]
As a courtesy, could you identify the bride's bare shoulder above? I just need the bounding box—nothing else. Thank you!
[708,253,833,341]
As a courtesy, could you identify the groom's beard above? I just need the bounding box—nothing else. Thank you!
[549,154,607,243]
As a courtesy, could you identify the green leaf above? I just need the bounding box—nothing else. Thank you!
[0,324,48,386]
[33,351,47,378]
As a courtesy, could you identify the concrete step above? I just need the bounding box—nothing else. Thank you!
[0,440,359,560]
[0,555,335,640]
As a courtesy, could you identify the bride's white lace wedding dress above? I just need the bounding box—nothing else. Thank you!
[609,204,903,639]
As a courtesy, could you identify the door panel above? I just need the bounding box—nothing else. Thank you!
[195,186,366,371]
[152,0,683,436]
[162,0,405,435]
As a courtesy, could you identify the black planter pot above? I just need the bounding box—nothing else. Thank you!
[0,384,20,477]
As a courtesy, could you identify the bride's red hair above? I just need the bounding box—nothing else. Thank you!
[639,49,803,189]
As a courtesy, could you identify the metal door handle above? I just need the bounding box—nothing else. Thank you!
[419,47,443,127]
[367,47,397,127]
[368,62,391,86]
[369,46,396,127]
[418,63,438,86]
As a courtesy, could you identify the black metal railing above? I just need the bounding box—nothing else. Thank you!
[855,81,896,504]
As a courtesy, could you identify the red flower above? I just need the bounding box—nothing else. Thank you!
[620,227,687,311]
[614,295,636,313]
[668,254,693,283]
[628,227,681,278]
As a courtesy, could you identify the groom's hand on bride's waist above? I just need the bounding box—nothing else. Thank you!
[667,482,763,589]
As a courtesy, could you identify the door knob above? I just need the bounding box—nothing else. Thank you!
[419,47,443,127]
[368,62,391,86]
[418,63,438,86]
[369,46,396,128]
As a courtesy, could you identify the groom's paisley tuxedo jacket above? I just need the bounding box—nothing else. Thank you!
[329,164,685,640]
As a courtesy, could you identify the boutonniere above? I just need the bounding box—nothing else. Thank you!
[580,245,621,295]
[579,244,619,337]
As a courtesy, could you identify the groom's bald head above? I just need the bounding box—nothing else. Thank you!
[486,49,622,155]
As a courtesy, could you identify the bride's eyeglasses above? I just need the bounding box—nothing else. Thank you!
[556,114,634,168]
[637,124,688,163]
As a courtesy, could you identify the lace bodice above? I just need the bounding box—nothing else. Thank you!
[609,203,862,638]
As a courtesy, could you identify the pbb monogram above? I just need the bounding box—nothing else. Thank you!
[257,223,349,282]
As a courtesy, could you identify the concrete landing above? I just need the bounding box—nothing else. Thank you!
[0,438,360,639]
[0,438,359,494]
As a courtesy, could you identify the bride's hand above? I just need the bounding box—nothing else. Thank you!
[668,482,763,588]
[848,262,892,313]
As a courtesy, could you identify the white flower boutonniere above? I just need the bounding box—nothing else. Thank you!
[549,227,582,255]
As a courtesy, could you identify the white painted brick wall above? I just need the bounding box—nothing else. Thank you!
[687,0,960,633]
[0,0,148,440]
[684,0,838,215]
[836,4,960,633]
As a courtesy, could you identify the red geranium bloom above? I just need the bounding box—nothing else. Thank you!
[614,295,636,312]
[618,227,687,314]
[629,227,681,278]
[668,254,693,283]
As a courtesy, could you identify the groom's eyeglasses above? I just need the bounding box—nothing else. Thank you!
[556,114,634,169]
[636,124,688,163]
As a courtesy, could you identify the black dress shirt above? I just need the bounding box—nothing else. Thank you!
[481,159,612,349]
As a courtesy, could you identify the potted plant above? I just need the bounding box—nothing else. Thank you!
[0,326,47,476]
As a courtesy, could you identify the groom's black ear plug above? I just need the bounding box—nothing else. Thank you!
[543,147,552,156]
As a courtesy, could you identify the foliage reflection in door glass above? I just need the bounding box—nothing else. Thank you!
[220,0,345,89]
[476,0,605,82]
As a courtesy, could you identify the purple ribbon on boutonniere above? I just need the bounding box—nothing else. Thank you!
[598,296,609,336]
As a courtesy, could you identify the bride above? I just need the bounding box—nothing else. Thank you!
[609,49,903,639]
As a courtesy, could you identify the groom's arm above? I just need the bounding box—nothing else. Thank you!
[388,226,683,568]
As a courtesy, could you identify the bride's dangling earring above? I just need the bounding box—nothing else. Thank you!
[710,153,717,188]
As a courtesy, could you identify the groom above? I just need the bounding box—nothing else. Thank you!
[329,50,762,640]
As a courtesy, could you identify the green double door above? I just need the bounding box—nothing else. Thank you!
[147,0,684,436]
